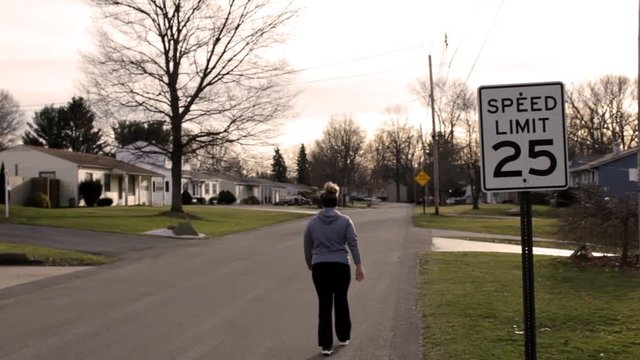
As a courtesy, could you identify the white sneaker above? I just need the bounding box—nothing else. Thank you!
[338,340,349,346]
[321,348,333,356]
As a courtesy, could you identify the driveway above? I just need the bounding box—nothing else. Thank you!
[0,203,423,360]
[0,223,192,257]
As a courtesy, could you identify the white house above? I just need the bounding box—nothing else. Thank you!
[0,145,160,207]
[114,142,193,206]
[248,177,288,204]
[115,143,243,205]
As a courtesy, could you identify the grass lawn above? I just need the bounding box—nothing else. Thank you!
[419,252,640,360]
[0,205,311,237]
[431,203,562,218]
[0,242,111,266]
[413,206,560,239]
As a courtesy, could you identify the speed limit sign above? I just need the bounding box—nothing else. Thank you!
[478,82,569,192]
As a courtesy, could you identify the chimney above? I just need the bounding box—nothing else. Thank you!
[613,142,621,154]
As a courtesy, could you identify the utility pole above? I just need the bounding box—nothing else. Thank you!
[637,0,640,259]
[429,54,440,215]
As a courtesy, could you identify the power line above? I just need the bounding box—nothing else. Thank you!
[464,0,506,85]
[287,65,424,86]
[16,44,427,110]
[284,44,425,75]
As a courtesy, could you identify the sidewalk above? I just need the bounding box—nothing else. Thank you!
[432,237,612,257]
[0,266,91,290]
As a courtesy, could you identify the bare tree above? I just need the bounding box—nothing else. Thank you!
[0,90,25,150]
[459,100,481,209]
[309,115,366,195]
[84,0,297,213]
[566,75,637,157]
[370,105,418,201]
[413,78,474,205]
[413,77,475,144]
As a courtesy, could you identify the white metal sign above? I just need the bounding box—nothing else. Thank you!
[478,82,568,192]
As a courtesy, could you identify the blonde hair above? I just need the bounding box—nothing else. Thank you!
[320,182,339,207]
[323,182,340,197]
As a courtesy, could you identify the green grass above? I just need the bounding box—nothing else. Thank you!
[419,252,640,360]
[413,203,562,238]
[413,209,560,238]
[0,205,310,237]
[422,203,563,218]
[0,242,111,266]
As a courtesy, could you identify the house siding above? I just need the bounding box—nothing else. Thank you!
[0,147,78,206]
[597,155,637,197]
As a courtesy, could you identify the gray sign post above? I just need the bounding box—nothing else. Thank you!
[478,82,569,360]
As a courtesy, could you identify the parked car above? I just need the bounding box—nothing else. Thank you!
[362,196,381,203]
[275,195,311,206]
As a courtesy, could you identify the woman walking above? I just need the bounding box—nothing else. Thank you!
[304,182,365,356]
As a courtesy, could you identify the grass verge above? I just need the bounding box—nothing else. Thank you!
[413,209,559,238]
[419,252,640,360]
[0,205,310,236]
[0,242,111,266]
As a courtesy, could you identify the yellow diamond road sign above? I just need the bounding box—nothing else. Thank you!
[415,170,430,187]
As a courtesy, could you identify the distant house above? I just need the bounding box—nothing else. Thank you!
[282,182,316,197]
[569,145,638,197]
[384,181,408,202]
[115,142,229,206]
[0,145,160,207]
[243,177,287,204]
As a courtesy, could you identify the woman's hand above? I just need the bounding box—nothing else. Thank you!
[355,265,365,282]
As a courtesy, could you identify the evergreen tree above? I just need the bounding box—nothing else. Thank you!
[112,120,171,148]
[22,97,105,154]
[271,147,288,183]
[295,143,311,185]
[22,105,68,148]
[63,97,105,154]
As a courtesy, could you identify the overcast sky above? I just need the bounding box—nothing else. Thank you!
[0,0,637,155]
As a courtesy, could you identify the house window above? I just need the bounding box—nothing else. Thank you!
[104,174,111,192]
[205,183,210,196]
[183,182,188,192]
[14,164,18,176]
[85,172,93,181]
[165,181,170,192]
[128,175,136,195]
[154,181,164,192]
[39,171,55,179]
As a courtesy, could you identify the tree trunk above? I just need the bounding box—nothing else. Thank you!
[170,117,183,213]
[621,222,629,265]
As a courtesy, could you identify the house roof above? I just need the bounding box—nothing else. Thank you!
[570,147,638,172]
[22,145,161,176]
[248,177,287,188]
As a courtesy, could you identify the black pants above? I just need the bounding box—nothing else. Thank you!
[312,262,351,348]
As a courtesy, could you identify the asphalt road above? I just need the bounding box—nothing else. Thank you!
[0,223,190,257]
[0,203,424,359]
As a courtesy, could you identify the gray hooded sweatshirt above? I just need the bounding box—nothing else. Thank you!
[304,207,361,269]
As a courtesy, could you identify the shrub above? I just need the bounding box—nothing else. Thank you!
[208,196,218,205]
[181,190,193,205]
[25,192,50,208]
[552,188,574,207]
[97,197,114,207]
[558,185,637,264]
[217,190,236,205]
[194,197,206,205]
[240,195,261,205]
[79,179,103,207]
[530,191,550,205]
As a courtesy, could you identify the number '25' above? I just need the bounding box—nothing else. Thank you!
[492,140,557,178]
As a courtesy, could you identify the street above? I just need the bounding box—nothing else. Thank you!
[0,203,423,359]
